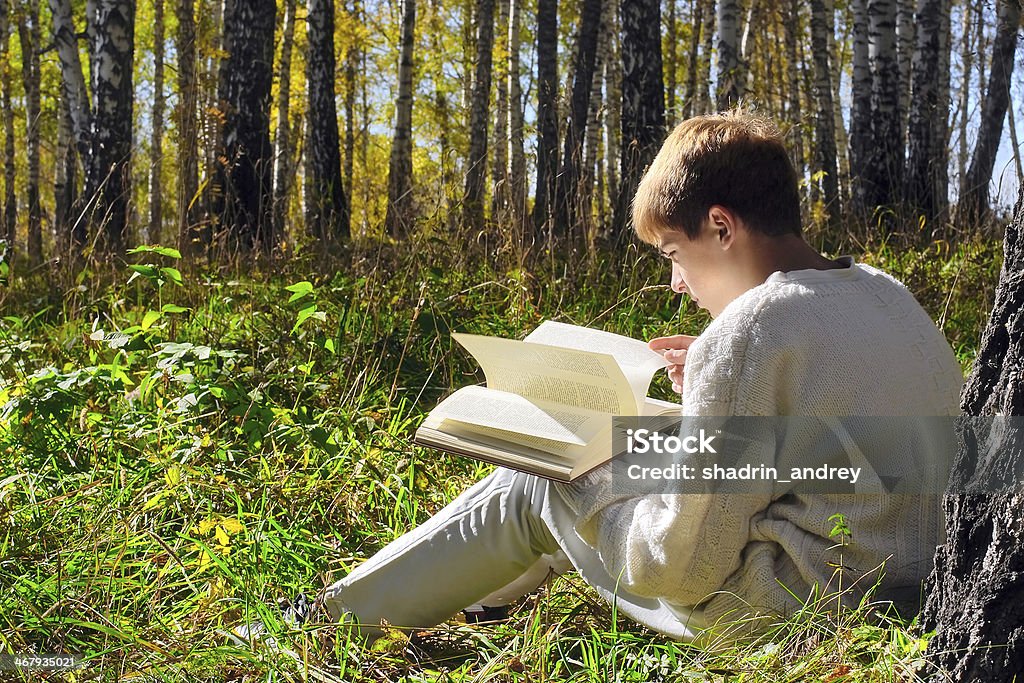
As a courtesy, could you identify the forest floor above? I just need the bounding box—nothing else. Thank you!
[0,234,1002,681]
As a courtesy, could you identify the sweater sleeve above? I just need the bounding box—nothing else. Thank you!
[553,302,778,606]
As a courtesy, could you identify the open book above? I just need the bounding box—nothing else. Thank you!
[413,321,682,482]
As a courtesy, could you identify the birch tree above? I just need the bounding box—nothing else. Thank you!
[716,0,741,108]
[175,0,198,249]
[961,0,1020,225]
[507,0,526,234]
[555,0,602,240]
[272,0,297,239]
[810,0,840,225]
[215,0,276,250]
[463,0,495,232]
[386,0,416,237]
[532,0,557,241]
[306,0,349,243]
[0,0,13,251]
[905,0,952,224]
[864,0,901,212]
[849,0,871,214]
[149,0,166,243]
[613,0,664,241]
[18,0,42,262]
[924,180,1024,681]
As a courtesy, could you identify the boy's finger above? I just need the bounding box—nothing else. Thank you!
[648,335,698,353]
[663,349,687,363]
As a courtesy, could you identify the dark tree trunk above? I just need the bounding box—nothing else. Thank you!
[905,0,951,226]
[715,0,741,108]
[923,180,1024,682]
[810,0,840,226]
[532,0,558,245]
[507,0,527,242]
[664,0,676,126]
[0,0,15,252]
[149,0,165,243]
[960,0,1020,226]
[18,0,42,264]
[175,0,199,251]
[386,0,416,237]
[84,0,135,253]
[272,0,296,240]
[462,0,495,232]
[343,0,359,195]
[555,0,602,242]
[682,0,702,119]
[215,0,276,251]
[306,0,350,244]
[612,0,664,242]
[863,0,902,213]
[491,0,508,223]
[849,0,871,216]
[54,82,79,247]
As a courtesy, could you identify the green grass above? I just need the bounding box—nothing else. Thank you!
[0,235,1001,681]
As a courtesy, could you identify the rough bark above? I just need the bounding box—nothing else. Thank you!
[0,0,14,251]
[923,180,1024,681]
[955,3,974,196]
[555,0,602,240]
[343,0,360,194]
[682,0,702,119]
[18,0,42,263]
[810,0,840,226]
[532,0,558,242]
[54,81,79,247]
[905,0,951,225]
[462,0,494,232]
[490,0,508,223]
[612,0,664,241]
[665,0,676,126]
[215,0,276,251]
[895,0,914,138]
[715,0,741,108]
[603,6,620,225]
[386,0,416,237]
[175,0,199,250]
[272,0,296,240]
[849,0,871,215]
[507,0,526,239]
[306,0,349,243]
[864,0,902,212]
[84,0,135,252]
[961,0,1020,225]
[784,0,803,188]
[149,0,165,243]
[698,0,715,114]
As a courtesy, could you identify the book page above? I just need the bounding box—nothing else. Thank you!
[453,332,638,414]
[427,385,609,444]
[523,321,670,408]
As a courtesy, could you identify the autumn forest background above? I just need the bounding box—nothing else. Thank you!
[0,0,1022,680]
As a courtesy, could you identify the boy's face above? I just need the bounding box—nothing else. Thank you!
[657,222,730,317]
[655,207,750,318]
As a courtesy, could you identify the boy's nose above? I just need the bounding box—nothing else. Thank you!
[671,269,688,294]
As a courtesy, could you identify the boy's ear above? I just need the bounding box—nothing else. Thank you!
[706,205,739,248]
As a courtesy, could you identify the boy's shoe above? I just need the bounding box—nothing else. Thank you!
[462,604,510,624]
[231,592,317,643]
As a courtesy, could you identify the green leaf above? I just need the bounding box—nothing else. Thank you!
[129,264,160,278]
[292,303,318,333]
[285,281,315,302]
[161,304,189,314]
[160,267,184,286]
[127,245,182,259]
[323,338,335,354]
[141,310,163,331]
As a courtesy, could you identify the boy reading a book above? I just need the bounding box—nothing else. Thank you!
[318,110,963,642]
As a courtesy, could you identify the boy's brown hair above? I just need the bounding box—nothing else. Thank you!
[632,109,802,244]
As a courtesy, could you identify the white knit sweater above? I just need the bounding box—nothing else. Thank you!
[554,258,964,634]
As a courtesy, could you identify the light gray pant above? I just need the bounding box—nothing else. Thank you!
[323,467,572,637]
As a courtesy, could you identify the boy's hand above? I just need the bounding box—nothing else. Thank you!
[648,335,698,394]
